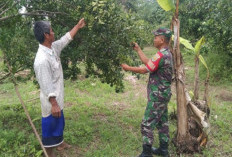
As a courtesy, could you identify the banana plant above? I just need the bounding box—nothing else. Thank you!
[156,0,210,153]
[194,37,205,101]
[157,0,175,12]
[194,37,210,106]
[179,36,209,103]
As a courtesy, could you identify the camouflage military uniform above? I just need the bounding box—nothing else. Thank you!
[141,48,173,146]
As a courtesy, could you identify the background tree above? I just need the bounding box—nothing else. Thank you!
[179,0,232,82]
[0,0,35,83]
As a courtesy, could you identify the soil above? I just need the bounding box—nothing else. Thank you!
[215,90,232,102]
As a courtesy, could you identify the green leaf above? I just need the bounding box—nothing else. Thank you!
[157,0,175,12]
[199,54,209,78]
[32,117,40,123]
[194,36,205,56]
[189,90,194,100]
[98,19,105,24]
[179,36,194,51]
[0,49,3,57]
[35,150,43,157]
[199,55,208,70]
[171,35,194,51]
[92,2,97,6]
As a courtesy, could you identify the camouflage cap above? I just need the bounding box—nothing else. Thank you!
[152,27,172,38]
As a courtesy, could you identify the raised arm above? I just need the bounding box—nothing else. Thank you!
[133,42,149,65]
[52,18,86,56]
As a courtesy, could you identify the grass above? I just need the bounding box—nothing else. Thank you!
[0,47,231,157]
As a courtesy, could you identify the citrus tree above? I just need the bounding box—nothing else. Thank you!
[0,0,36,83]
[0,1,152,155]
[0,0,152,92]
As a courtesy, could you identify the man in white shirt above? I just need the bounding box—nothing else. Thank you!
[33,18,85,157]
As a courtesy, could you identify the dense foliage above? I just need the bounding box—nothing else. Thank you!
[179,0,232,81]
[1,0,230,89]
[0,0,36,80]
[0,0,153,91]
[118,0,170,25]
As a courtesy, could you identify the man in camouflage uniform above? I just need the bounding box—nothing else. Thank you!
[121,28,173,157]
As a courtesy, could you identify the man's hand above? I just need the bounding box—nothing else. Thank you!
[121,64,148,74]
[77,18,86,29]
[49,97,61,118]
[132,42,149,65]
[121,64,130,71]
[132,42,141,52]
[70,18,86,39]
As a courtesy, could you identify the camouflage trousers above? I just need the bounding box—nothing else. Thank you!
[141,101,169,145]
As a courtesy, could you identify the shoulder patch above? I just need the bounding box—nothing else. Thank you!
[146,52,164,73]
[152,53,161,61]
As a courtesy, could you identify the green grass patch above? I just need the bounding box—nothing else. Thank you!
[0,47,231,156]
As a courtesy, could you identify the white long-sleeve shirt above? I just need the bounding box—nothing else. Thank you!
[34,32,73,117]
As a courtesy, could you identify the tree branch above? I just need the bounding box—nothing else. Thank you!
[21,11,67,16]
[0,72,11,83]
[0,11,68,22]
[0,54,24,83]
[0,1,18,17]
[31,10,68,14]
[0,67,24,83]
[0,0,11,11]
[0,14,17,21]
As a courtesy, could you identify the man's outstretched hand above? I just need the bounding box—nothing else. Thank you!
[132,42,141,52]
[70,18,86,39]
[121,64,130,71]
[77,18,86,29]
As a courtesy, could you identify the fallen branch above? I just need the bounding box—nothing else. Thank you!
[5,59,48,157]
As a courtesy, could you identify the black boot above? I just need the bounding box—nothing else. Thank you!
[138,144,153,157]
[151,141,169,157]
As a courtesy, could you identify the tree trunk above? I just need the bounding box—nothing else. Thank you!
[171,0,210,154]
[173,19,188,141]
[204,72,210,106]
[172,19,210,152]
